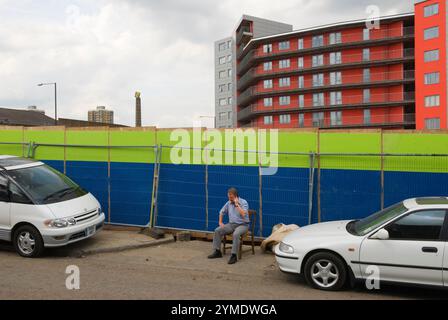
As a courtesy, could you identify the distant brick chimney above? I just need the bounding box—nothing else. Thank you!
[135,91,142,127]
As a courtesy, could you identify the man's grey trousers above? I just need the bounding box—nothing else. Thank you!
[212,223,249,255]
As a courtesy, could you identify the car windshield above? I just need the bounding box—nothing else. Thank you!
[8,164,87,204]
[350,202,409,236]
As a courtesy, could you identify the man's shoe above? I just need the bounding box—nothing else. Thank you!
[208,250,223,259]
[228,254,237,264]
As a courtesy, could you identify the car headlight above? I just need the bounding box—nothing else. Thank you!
[44,218,76,228]
[279,242,294,254]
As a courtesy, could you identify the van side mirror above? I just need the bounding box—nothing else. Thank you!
[371,228,389,240]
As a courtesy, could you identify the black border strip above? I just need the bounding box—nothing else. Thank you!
[351,260,448,271]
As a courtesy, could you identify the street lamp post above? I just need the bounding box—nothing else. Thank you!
[37,82,57,125]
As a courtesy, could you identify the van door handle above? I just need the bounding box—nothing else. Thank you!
[422,247,438,253]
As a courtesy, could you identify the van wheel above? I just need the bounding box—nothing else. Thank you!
[304,252,347,291]
[13,225,44,258]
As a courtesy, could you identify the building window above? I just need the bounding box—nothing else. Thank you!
[279,77,291,87]
[219,56,226,65]
[228,97,232,105]
[227,40,232,49]
[218,84,226,93]
[263,79,273,89]
[424,26,439,40]
[330,111,342,126]
[299,95,305,108]
[263,97,273,107]
[425,95,440,107]
[313,93,325,107]
[298,76,305,88]
[219,98,227,106]
[363,28,370,41]
[298,38,304,50]
[298,114,305,127]
[298,57,304,69]
[364,109,371,124]
[424,3,439,17]
[279,59,291,69]
[312,73,324,87]
[312,112,324,127]
[228,83,232,91]
[263,44,273,54]
[228,69,232,77]
[329,32,342,45]
[330,91,342,105]
[425,118,440,129]
[279,114,291,124]
[219,42,227,51]
[362,48,370,61]
[424,49,440,62]
[227,55,232,62]
[263,61,273,71]
[264,116,273,125]
[363,89,370,103]
[425,72,440,84]
[312,35,324,48]
[278,41,290,50]
[312,54,324,67]
[330,72,342,85]
[279,96,291,106]
[329,52,342,65]
[219,70,226,79]
[363,68,371,82]
[219,112,227,120]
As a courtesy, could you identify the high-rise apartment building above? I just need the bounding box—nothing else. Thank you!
[236,13,416,129]
[88,106,114,124]
[415,0,447,129]
[215,36,234,128]
[215,15,293,128]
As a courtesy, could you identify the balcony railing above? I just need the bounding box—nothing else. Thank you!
[237,25,414,73]
[237,70,415,107]
[240,112,416,129]
[237,92,415,122]
[238,48,415,91]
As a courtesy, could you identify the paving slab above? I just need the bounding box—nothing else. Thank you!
[51,230,175,257]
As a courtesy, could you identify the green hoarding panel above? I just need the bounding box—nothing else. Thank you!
[109,129,156,163]
[277,131,318,168]
[383,133,448,173]
[65,129,109,162]
[24,129,65,161]
[319,132,382,171]
[0,128,24,157]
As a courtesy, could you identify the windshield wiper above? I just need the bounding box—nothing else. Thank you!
[42,187,75,202]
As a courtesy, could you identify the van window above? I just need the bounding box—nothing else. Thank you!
[0,174,8,202]
[8,165,87,204]
[9,182,32,205]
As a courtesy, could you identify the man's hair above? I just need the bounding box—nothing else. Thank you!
[227,187,239,197]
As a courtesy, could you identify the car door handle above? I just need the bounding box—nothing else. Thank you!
[422,247,438,253]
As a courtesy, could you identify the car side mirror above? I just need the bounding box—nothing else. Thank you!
[371,228,389,240]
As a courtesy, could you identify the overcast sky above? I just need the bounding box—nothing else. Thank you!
[0,0,413,127]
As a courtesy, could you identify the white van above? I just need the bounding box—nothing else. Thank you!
[0,155,105,257]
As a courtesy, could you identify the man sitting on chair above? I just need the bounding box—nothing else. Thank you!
[208,187,249,264]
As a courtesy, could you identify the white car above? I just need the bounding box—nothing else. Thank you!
[0,155,105,257]
[275,197,448,291]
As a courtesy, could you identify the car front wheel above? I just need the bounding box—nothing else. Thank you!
[13,225,44,258]
[304,252,347,291]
